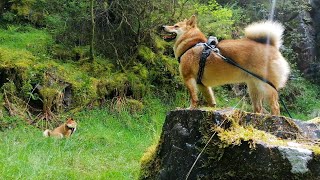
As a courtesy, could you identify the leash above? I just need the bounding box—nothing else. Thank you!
[185,92,248,180]
[200,38,292,118]
[218,53,292,118]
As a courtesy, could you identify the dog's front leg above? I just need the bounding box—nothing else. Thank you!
[185,78,198,109]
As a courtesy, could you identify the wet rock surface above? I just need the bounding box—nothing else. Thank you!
[140,109,320,180]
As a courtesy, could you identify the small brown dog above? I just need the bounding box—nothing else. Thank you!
[43,118,77,138]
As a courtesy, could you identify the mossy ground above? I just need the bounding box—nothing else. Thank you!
[0,25,157,123]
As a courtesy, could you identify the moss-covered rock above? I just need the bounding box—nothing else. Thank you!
[140,109,320,179]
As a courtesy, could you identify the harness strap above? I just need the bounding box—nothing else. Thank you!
[197,46,211,85]
[178,45,199,63]
[70,127,75,135]
[196,37,219,85]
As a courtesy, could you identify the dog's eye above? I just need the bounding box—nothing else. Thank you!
[174,25,179,28]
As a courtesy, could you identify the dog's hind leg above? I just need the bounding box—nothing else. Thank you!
[185,78,198,109]
[247,82,263,114]
[265,87,280,116]
[198,84,216,107]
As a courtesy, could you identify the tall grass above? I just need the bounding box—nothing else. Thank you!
[0,96,170,179]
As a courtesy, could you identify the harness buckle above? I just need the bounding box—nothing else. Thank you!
[207,36,218,46]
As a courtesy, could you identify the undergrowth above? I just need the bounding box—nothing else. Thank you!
[0,24,182,122]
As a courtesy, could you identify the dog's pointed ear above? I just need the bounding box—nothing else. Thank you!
[187,15,197,27]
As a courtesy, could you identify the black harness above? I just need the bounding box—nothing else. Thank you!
[177,36,292,118]
[177,37,219,85]
[70,127,75,135]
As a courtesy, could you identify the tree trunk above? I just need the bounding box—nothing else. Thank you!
[89,0,95,61]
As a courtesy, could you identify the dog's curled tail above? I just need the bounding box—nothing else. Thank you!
[43,129,51,137]
[245,21,284,49]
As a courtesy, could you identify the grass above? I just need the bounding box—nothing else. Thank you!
[0,98,168,179]
[0,25,53,54]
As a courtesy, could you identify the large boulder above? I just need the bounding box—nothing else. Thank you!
[304,0,320,84]
[310,0,320,56]
[140,109,320,179]
[304,63,320,84]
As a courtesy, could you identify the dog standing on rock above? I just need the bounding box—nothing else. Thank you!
[161,15,290,115]
[43,118,77,138]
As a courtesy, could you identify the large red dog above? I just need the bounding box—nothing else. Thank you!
[162,15,290,115]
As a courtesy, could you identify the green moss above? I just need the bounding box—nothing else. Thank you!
[215,122,286,149]
[308,117,320,124]
[154,36,168,53]
[50,44,74,60]
[79,57,114,78]
[39,87,58,111]
[0,47,35,68]
[72,46,89,60]
[0,45,104,119]
[1,81,17,94]
[138,45,156,64]
[209,112,320,156]
[160,55,178,75]
[126,99,144,113]
[309,146,320,156]
[140,144,158,167]
[139,143,161,180]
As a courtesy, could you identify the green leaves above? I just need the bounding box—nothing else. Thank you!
[193,0,236,39]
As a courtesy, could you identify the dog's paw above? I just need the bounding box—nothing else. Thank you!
[186,106,197,110]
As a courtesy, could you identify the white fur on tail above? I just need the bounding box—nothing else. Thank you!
[245,21,284,49]
[43,129,50,137]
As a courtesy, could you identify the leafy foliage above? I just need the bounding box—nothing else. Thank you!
[194,0,235,39]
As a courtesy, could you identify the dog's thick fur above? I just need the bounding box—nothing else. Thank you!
[43,118,77,138]
[162,15,290,115]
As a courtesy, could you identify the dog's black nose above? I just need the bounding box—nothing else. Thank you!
[161,25,166,30]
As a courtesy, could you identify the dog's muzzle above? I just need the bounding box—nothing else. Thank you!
[160,25,177,42]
